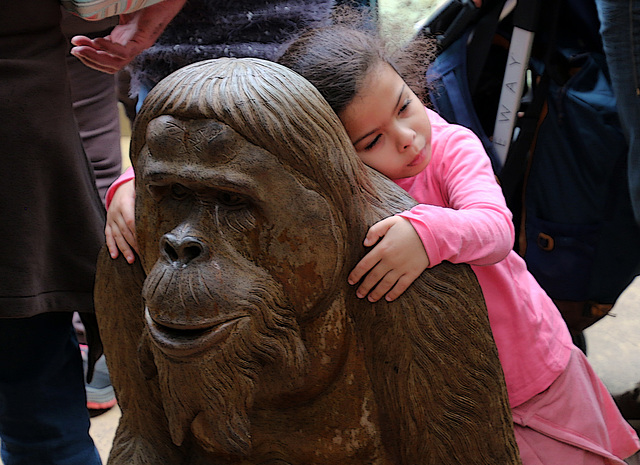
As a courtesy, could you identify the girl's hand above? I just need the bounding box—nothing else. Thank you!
[348,216,429,302]
[105,179,138,263]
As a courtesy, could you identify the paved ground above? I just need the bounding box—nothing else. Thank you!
[585,277,640,397]
[90,406,120,464]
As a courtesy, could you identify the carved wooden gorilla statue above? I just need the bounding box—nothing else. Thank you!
[94,58,522,465]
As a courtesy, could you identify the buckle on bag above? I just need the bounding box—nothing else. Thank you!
[537,232,554,251]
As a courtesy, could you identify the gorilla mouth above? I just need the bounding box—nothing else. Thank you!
[144,308,249,358]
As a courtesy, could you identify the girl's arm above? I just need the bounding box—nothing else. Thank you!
[398,126,514,268]
[105,167,138,263]
[349,124,513,302]
[105,166,134,209]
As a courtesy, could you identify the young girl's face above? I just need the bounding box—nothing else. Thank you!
[339,62,432,180]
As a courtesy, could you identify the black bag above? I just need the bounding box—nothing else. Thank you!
[424,0,640,340]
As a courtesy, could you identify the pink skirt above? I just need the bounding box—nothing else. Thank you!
[512,345,640,464]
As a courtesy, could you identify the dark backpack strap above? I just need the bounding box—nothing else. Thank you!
[421,0,509,93]
[425,0,509,170]
[466,0,511,94]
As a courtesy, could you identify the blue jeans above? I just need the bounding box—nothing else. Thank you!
[596,0,640,224]
[0,313,101,465]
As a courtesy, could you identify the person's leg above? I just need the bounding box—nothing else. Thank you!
[65,53,119,414]
[0,313,101,465]
[66,53,122,206]
[596,0,640,224]
[596,0,640,428]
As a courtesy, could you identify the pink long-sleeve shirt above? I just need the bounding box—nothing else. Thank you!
[106,166,134,210]
[396,109,573,408]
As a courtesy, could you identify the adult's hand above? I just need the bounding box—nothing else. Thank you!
[70,0,186,73]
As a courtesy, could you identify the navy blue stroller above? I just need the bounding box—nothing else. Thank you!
[419,0,640,349]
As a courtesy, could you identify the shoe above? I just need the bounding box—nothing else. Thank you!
[614,383,640,435]
[80,344,117,412]
[615,384,640,419]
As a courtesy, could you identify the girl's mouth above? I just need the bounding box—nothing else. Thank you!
[408,147,426,167]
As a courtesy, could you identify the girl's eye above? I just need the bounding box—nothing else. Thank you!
[399,98,411,114]
[171,184,190,200]
[363,134,381,151]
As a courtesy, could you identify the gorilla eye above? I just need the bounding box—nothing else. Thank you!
[146,184,169,202]
[217,191,247,209]
[171,184,190,200]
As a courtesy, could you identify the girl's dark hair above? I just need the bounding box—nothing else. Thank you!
[277,6,436,115]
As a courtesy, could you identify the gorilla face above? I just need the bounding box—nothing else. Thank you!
[134,115,349,455]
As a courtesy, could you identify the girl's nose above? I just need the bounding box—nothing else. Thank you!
[396,124,415,152]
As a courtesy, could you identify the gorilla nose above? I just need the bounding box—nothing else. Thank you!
[160,233,207,267]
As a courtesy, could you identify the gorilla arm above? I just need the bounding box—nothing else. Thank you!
[349,260,522,464]
[94,246,186,464]
[339,167,522,464]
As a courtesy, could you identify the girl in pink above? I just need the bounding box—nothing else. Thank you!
[105,20,639,465]
[281,22,639,465]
